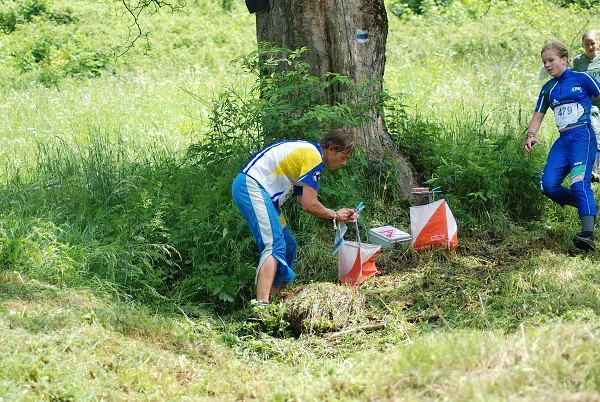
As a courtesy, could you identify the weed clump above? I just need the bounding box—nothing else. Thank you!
[283,282,366,336]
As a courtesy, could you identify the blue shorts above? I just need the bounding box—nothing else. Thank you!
[541,124,597,217]
[232,173,297,287]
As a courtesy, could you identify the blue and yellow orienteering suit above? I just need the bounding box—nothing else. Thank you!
[232,141,324,286]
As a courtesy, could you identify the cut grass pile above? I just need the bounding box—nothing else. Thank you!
[283,282,368,336]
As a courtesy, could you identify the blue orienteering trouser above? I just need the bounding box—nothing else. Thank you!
[540,124,597,217]
[232,173,297,287]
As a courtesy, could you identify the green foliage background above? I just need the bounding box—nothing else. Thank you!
[1,0,600,400]
[0,0,598,308]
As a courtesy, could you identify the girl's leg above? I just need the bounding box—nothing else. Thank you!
[541,135,577,208]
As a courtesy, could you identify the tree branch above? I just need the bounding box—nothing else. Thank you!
[327,322,386,340]
[116,0,186,56]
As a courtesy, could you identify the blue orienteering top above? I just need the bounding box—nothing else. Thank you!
[535,68,600,130]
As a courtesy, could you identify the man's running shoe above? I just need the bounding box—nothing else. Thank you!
[573,234,596,251]
[247,300,271,322]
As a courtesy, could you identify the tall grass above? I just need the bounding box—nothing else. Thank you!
[0,127,262,306]
[385,0,599,131]
[0,0,256,177]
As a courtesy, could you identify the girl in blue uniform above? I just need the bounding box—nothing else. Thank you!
[524,42,600,251]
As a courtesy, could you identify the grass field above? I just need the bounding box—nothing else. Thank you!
[1,0,600,400]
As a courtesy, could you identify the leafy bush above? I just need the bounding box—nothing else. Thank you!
[187,43,374,166]
[0,42,391,309]
[186,43,381,170]
[10,24,113,85]
[388,0,454,16]
[220,0,234,11]
[0,0,112,86]
[0,0,49,33]
[386,103,547,230]
[0,4,18,33]
[19,0,48,21]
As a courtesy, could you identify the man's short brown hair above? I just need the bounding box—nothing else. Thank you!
[318,128,356,154]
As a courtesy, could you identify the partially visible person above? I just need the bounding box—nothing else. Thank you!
[573,30,600,177]
[523,42,600,251]
[573,30,600,92]
[232,129,358,320]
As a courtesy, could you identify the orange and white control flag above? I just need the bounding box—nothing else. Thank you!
[410,199,458,250]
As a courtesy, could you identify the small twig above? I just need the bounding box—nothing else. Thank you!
[176,305,195,326]
[328,323,386,340]
[520,322,529,361]
[478,293,486,315]
[406,314,439,323]
[433,304,453,333]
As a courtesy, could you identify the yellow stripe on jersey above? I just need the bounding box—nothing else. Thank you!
[271,147,322,180]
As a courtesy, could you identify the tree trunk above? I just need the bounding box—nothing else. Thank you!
[254,0,415,195]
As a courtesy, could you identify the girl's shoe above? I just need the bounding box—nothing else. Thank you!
[573,234,596,251]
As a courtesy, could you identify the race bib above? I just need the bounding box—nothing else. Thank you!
[277,186,294,206]
[554,102,583,129]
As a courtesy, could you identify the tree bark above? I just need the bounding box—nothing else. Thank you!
[254,0,415,195]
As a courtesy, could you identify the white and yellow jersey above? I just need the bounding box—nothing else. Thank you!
[240,140,324,207]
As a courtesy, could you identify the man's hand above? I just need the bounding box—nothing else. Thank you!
[336,208,357,222]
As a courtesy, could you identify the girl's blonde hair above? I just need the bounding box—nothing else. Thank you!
[541,42,572,68]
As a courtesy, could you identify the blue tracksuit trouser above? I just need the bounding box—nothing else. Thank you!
[540,124,597,217]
